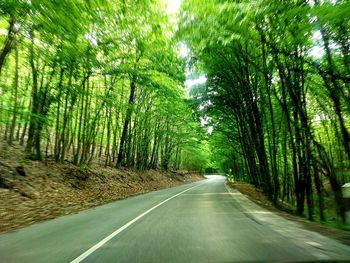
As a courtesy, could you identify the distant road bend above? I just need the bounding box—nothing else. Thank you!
[1,175,350,262]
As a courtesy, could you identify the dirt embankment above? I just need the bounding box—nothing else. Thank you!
[0,146,203,233]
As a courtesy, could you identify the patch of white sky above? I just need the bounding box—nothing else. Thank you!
[85,33,98,47]
[0,29,8,35]
[178,43,190,58]
[163,0,182,15]
[308,0,338,58]
[185,75,207,89]
[309,30,324,58]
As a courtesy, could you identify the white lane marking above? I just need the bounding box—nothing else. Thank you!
[181,192,241,196]
[244,211,273,214]
[70,181,207,263]
[306,241,322,247]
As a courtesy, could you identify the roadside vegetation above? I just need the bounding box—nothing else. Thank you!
[0,0,208,172]
[179,0,350,227]
[0,140,202,233]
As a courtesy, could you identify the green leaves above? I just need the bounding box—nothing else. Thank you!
[0,0,29,17]
[179,0,350,220]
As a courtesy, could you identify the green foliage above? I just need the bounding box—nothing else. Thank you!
[179,0,350,225]
[0,0,205,172]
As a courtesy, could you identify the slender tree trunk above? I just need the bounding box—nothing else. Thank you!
[0,16,16,76]
[26,30,41,160]
[8,46,19,144]
[54,66,65,160]
[116,80,136,167]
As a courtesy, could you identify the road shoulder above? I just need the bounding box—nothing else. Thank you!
[226,181,350,260]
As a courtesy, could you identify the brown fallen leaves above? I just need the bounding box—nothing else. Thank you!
[0,158,202,233]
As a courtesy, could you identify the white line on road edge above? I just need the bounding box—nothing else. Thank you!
[70,181,207,263]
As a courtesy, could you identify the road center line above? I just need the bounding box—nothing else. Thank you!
[70,180,207,263]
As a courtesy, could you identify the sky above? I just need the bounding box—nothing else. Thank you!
[163,0,182,14]
[309,30,324,58]
[185,75,207,88]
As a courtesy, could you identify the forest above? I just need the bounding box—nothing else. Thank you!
[0,0,208,173]
[179,0,350,225]
[0,0,350,227]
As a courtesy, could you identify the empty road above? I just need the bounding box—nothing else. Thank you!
[1,175,350,262]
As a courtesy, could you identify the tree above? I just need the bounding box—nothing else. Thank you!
[179,0,349,222]
[0,0,205,173]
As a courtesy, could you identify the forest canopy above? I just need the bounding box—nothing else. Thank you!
[178,0,350,223]
[0,0,208,172]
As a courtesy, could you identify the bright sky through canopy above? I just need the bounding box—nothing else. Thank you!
[309,30,324,58]
[185,75,207,89]
[163,0,182,14]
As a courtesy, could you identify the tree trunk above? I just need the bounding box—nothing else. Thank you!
[26,30,41,160]
[8,46,19,144]
[0,16,16,76]
[116,80,136,167]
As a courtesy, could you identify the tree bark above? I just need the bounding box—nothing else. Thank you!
[0,16,16,76]
[116,80,136,167]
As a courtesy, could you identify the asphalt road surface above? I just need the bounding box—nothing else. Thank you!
[1,175,350,263]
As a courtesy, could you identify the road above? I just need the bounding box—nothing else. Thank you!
[1,175,350,262]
